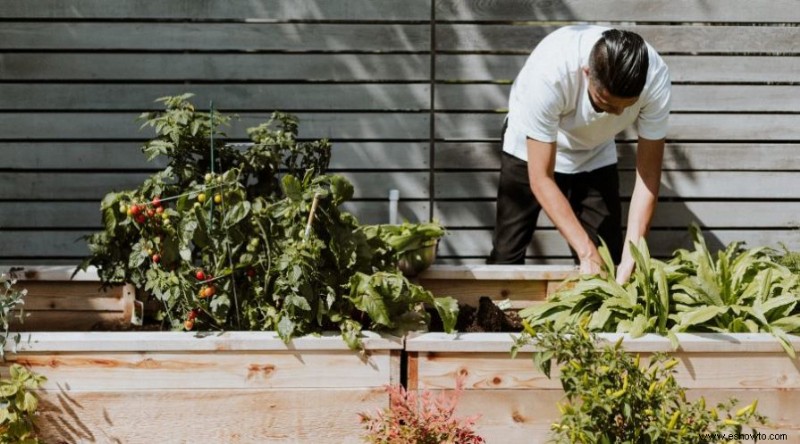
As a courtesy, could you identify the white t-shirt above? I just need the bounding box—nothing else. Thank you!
[504,25,672,174]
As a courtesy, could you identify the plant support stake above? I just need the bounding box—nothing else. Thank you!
[304,193,321,240]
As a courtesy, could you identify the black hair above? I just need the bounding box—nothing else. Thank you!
[589,29,649,98]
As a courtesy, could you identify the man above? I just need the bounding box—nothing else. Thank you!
[487,26,671,284]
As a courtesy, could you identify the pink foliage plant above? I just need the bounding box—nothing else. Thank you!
[359,377,485,444]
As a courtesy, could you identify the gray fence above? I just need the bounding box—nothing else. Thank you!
[2,0,799,264]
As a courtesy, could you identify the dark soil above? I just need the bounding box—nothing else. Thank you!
[429,296,524,333]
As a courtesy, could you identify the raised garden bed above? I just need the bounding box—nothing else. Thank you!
[2,266,401,443]
[406,332,800,443]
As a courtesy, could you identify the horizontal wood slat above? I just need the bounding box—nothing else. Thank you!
[436,25,800,54]
[1,23,429,51]
[0,54,430,81]
[0,201,430,228]
[434,201,800,229]
[434,0,800,22]
[435,143,800,171]
[0,0,431,20]
[0,172,430,200]
[7,351,394,390]
[435,84,800,112]
[436,55,800,82]
[30,389,385,444]
[0,84,431,111]
[437,230,800,258]
[0,113,429,140]
[436,171,800,199]
[435,114,800,141]
[1,142,429,170]
[13,228,796,260]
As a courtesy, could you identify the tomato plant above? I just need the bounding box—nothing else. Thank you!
[78,94,457,349]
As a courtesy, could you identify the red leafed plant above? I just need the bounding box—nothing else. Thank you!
[359,377,485,444]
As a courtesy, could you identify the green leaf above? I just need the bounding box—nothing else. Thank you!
[0,383,18,397]
[282,175,303,201]
[678,306,727,329]
[432,297,458,333]
[21,391,37,413]
[222,201,251,228]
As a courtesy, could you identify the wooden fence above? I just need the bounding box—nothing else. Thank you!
[1,0,799,264]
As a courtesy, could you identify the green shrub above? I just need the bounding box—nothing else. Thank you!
[77,94,457,348]
[514,322,767,443]
[0,365,46,443]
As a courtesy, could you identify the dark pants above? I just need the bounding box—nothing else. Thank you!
[487,152,623,265]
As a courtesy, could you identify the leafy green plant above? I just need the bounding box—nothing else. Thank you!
[521,225,800,354]
[0,273,26,359]
[513,322,766,443]
[0,364,46,444]
[359,377,485,444]
[77,94,457,349]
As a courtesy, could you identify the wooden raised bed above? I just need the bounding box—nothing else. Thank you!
[415,264,577,309]
[2,266,401,443]
[407,332,800,443]
[8,266,136,331]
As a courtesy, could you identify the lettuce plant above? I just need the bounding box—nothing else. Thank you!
[521,225,800,354]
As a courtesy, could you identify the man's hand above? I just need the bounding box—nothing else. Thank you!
[579,247,604,276]
[615,256,635,284]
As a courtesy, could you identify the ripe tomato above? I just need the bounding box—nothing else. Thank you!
[188,309,199,320]
[184,319,195,330]
[152,254,161,263]
[195,270,206,280]
[155,206,164,214]
[147,208,155,217]
[135,214,147,224]
[151,196,162,207]
[203,286,216,298]
[130,205,142,216]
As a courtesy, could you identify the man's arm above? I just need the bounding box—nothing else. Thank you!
[616,136,665,283]
[526,138,603,275]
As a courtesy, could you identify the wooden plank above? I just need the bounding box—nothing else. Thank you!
[9,311,134,332]
[445,389,800,443]
[436,55,800,83]
[0,0,430,20]
[435,113,800,141]
[1,141,429,170]
[0,84,430,111]
[415,279,548,308]
[435,142,800,171]
[436,24,800,54]
[413,351,800,390]
[4,351,394,390]
[0,23,429,51]
[435,0,800,22]
[435,171,800,199]
[3,331,402,353]
[29,389,385,444]
[0,171,429,200]
[435,229,800,258]
[434,201,800,229]
[0,201,430,228]
[0,112,429,141]
[417,264,575,280]
[408,333,800,354]
[12,282,127,311]
[0,53,430,81]
[436,84,800,112]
